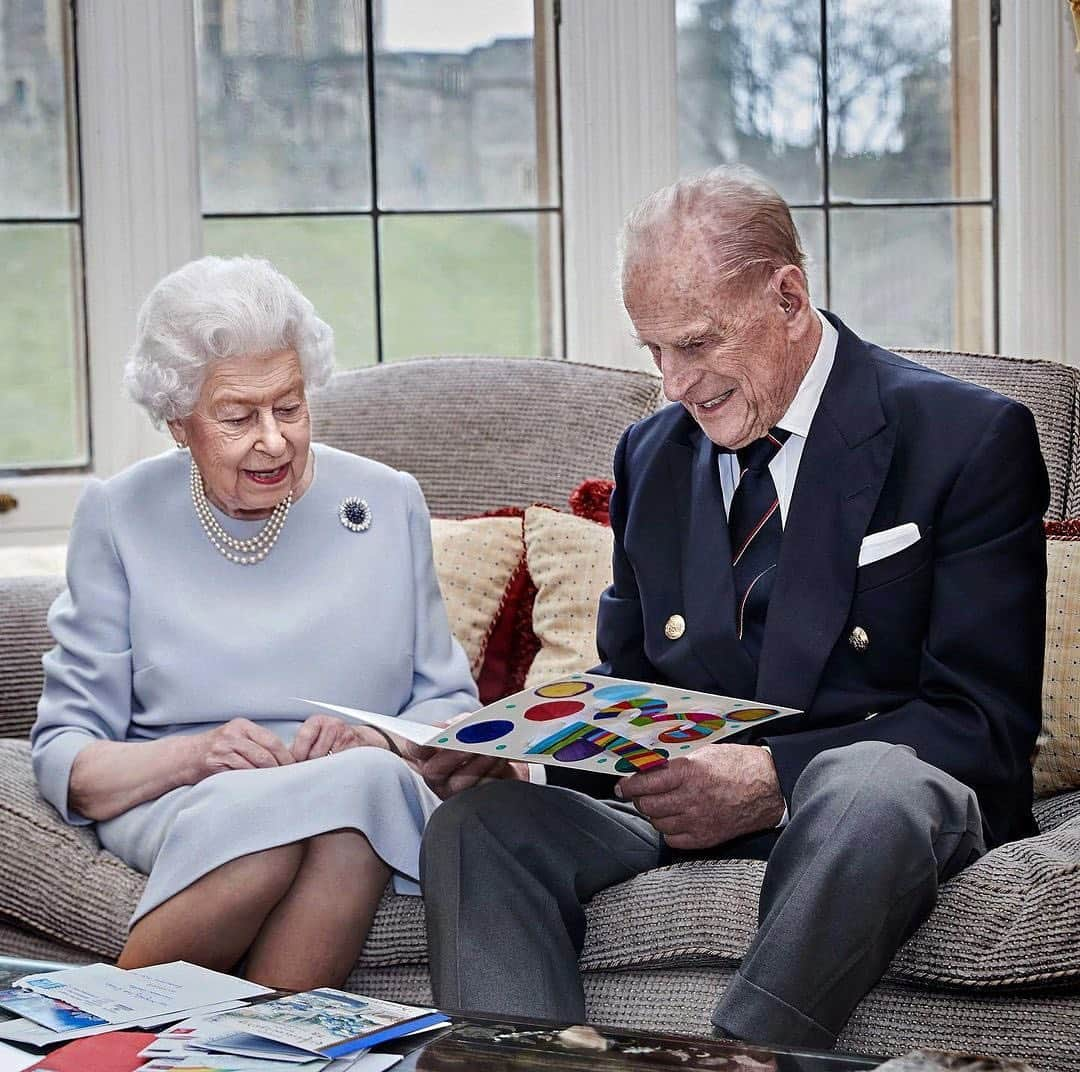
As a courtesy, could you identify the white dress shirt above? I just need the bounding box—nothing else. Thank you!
[716,310,837,828]
[717,309,838,523]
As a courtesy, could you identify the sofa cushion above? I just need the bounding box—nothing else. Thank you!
[429,515,524,677]
[522,506,614,688]
[0,739,142,957]
[1035,525,1080,795]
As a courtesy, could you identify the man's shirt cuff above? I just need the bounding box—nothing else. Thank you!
[761,745,789,828]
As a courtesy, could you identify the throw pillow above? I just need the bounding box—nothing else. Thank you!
[429,515,525,677]
[568,478,615,525]
[523,506,614,688]
[1034,521,1080,796]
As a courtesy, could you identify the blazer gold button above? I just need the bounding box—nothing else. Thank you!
[664,614,686,640]
[849,626,870,652]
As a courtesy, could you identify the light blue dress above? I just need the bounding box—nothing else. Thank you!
[31,444,478,924]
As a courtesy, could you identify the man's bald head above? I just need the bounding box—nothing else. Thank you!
[619,167,821,450]
[618,165,808,303]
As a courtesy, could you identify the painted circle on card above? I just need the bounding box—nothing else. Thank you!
[534,680,594,698]
[524,700,587,721]
[596,696,667,719]
[455,720,515,744]
[591,684,649,703]
[726,707,779,722]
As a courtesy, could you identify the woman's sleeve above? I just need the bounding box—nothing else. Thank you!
[397,472,479,725]
[31,480,134,824]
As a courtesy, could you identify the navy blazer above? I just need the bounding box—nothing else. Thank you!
[592,313,1048,849]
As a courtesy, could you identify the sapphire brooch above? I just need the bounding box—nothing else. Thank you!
[339,497,372,532]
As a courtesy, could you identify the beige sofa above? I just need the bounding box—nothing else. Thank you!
[1,354,1078,1069]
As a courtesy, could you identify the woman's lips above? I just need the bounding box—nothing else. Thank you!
[244,464,290,486]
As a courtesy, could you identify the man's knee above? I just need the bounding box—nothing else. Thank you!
[794,741,978,844]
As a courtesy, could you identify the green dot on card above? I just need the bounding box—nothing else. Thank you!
[680,745,691,750]
[505,704,516,709]
[438,737,450,744]
[496,744,507,750]
[597,758,607,764]
[681,696,692,701]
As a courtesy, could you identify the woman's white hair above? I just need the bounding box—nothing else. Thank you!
[124,256,335,427]
[618,164,809,298]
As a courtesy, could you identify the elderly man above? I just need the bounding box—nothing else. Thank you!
[415,167,1048,1048]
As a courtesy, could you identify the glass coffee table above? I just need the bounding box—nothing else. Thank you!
[388,1013,882,1072]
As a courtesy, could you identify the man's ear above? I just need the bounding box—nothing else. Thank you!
[775,264,810,316]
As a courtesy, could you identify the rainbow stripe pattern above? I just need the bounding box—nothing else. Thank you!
[525,720,668,771]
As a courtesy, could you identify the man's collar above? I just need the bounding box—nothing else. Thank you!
[775,308,837,439]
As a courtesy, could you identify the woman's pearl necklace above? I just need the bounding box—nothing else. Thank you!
[190,462,291,565]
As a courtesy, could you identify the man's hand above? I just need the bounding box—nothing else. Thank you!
[616,744,785,850]
[405,718,528,799]
[290,714,389,762]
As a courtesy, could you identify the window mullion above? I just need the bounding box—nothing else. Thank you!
[78,0,202,479]
[559,0,678,369]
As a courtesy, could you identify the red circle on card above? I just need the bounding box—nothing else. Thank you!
[524,700,587,721]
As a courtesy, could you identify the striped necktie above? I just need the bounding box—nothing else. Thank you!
[729,428,791,667]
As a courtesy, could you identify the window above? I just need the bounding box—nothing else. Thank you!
[195,0,563,366]
[0,0,86,474]
[677,0,996,352]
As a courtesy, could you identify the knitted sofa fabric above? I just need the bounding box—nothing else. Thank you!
[899,349,1080,521]
[311,356,665,519]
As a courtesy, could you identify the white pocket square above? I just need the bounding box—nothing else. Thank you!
[858,523,921,567]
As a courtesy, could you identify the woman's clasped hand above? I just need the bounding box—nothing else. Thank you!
[192,715,390,775]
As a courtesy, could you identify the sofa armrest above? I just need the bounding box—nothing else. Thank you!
[0,575,64,739]
[0,739,144,958]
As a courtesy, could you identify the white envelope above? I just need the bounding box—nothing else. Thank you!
[858,523,921,567]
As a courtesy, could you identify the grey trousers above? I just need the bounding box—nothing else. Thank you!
[420,741,986,1049]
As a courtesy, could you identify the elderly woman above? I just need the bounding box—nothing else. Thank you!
[30,255,481,989]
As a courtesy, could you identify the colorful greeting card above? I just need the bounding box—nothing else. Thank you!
[304,674,800,777]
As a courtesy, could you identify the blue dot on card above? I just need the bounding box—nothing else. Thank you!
[592,684,649,703]
[456,720,515,745]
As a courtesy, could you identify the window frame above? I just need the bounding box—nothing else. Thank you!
[1,0,1075,545]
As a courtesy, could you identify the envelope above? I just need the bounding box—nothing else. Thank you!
[858,523,921,567]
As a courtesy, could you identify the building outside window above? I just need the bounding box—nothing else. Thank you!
[196,0,563,368]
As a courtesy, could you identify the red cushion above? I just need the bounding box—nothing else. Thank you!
[1046,519,1080,540]
[568,477,614,526]
[470,506,541,703]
